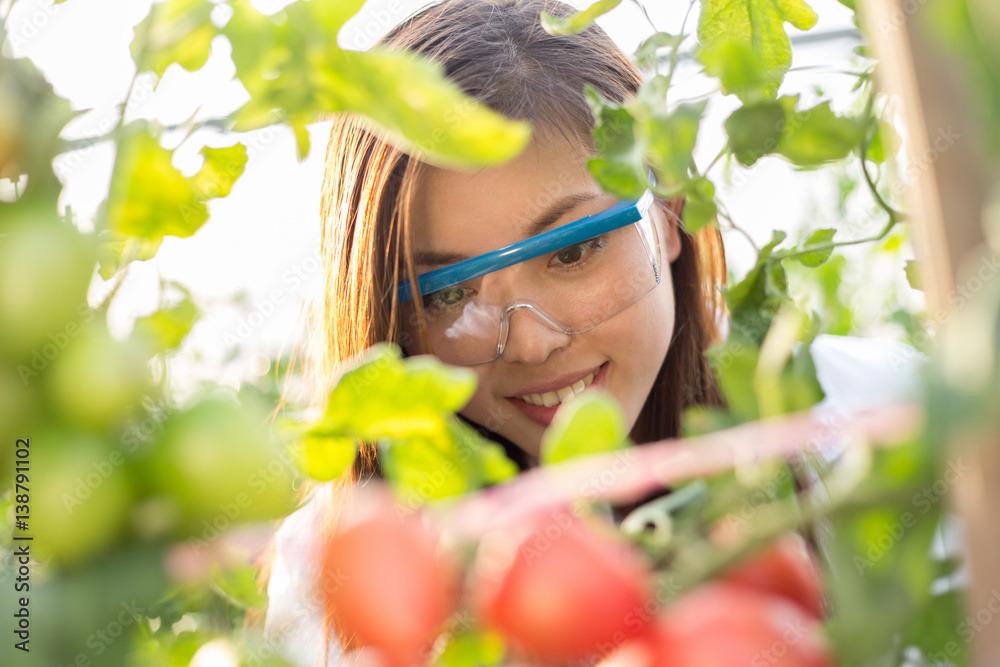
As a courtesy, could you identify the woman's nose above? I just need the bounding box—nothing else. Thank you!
[498,307,574,365]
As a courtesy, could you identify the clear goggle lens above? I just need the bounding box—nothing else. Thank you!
[401,204,661,366]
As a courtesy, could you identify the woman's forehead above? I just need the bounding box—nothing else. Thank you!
[410,136,612,261]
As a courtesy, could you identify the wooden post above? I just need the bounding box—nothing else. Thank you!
[860,1,1000,664]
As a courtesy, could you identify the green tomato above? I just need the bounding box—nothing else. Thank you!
[45,324,152,432]
[30,429,133,567]
[145,395,298,538]
[0,213,95,360]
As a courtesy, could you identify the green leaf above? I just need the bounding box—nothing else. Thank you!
[777,100,865,167]
[223,0,531,166]
[697,41,772,102]
[903,590,969,666]
[192,144,248,200]
[298,346,515,497]
[131,296,200,351]
[541,0,623,36]
[825,444,942,664]
[318,344,477,441]
[383,417,517,504]
[636,32,684,70]
[325,49,533,168]
[294,433,357,481]
[435,629,506,667]
[540,392,629,465]
[448,417,519,486]
[790,227,837,267]
[106,125,246,239]
[291,120,311,162]
[697,0,818,101]
[905,259,922,291]
[680,177,718,233]
[723,230,789,345]
[867,119,902,164]
[133,0,215,79]
[96,233,163,279]
[209,562,268,611]
[724,101,786,165]
[724,230,787,310]
[641,101,705,189]
[706,340,761,421]
[382,434,471,501]
[586,91,646,199]
[778,335,826,414]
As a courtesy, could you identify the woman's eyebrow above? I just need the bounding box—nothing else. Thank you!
[414,192,604,268]
[414,249,468,267]
[521,192,603,238]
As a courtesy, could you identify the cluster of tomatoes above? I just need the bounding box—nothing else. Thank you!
[319,486,833,667]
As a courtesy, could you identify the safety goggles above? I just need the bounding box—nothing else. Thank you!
[398,190,660,365]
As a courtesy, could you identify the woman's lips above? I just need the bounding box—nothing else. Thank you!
[505,362,610,428]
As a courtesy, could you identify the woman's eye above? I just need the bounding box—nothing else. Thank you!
[551,237,604,267]
[426,286,471,309]
[555,244,586,265]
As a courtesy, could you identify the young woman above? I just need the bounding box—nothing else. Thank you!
[262,0,924,664]
[313,0,726,473]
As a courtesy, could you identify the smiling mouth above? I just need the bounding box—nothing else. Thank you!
[515,368,600,407]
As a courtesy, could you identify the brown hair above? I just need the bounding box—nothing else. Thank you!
[265,0,726,660]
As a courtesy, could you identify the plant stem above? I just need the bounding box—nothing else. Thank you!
[717,208,760,254]
[662,0,697,105]
[666,464,922,592]
[859,91,908,225]
[703,146,727,175]
[95,240,140,314]
[98,14,152,233]
[776,91,909,262]
[631,0,659,34]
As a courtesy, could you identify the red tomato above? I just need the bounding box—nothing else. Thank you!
[476,513,652,663]
[600,582,832,667]
[721,534,825,620]
[319,490,456,665]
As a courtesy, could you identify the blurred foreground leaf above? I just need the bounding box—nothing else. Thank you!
[223,0,531,165]
[541,392,629,465]
[105,125,247,240]
[541,0,622,36]
[697,0,818,101]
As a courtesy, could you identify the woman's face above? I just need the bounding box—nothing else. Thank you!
[403,134,682,459]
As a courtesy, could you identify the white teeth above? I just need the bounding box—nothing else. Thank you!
[518,370,598,407]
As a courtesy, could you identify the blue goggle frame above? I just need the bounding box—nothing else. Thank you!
[398,190,655,303]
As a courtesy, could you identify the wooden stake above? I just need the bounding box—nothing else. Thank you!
[860,1,1000,664]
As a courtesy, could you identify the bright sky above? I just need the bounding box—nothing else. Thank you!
[3,0,873,399]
